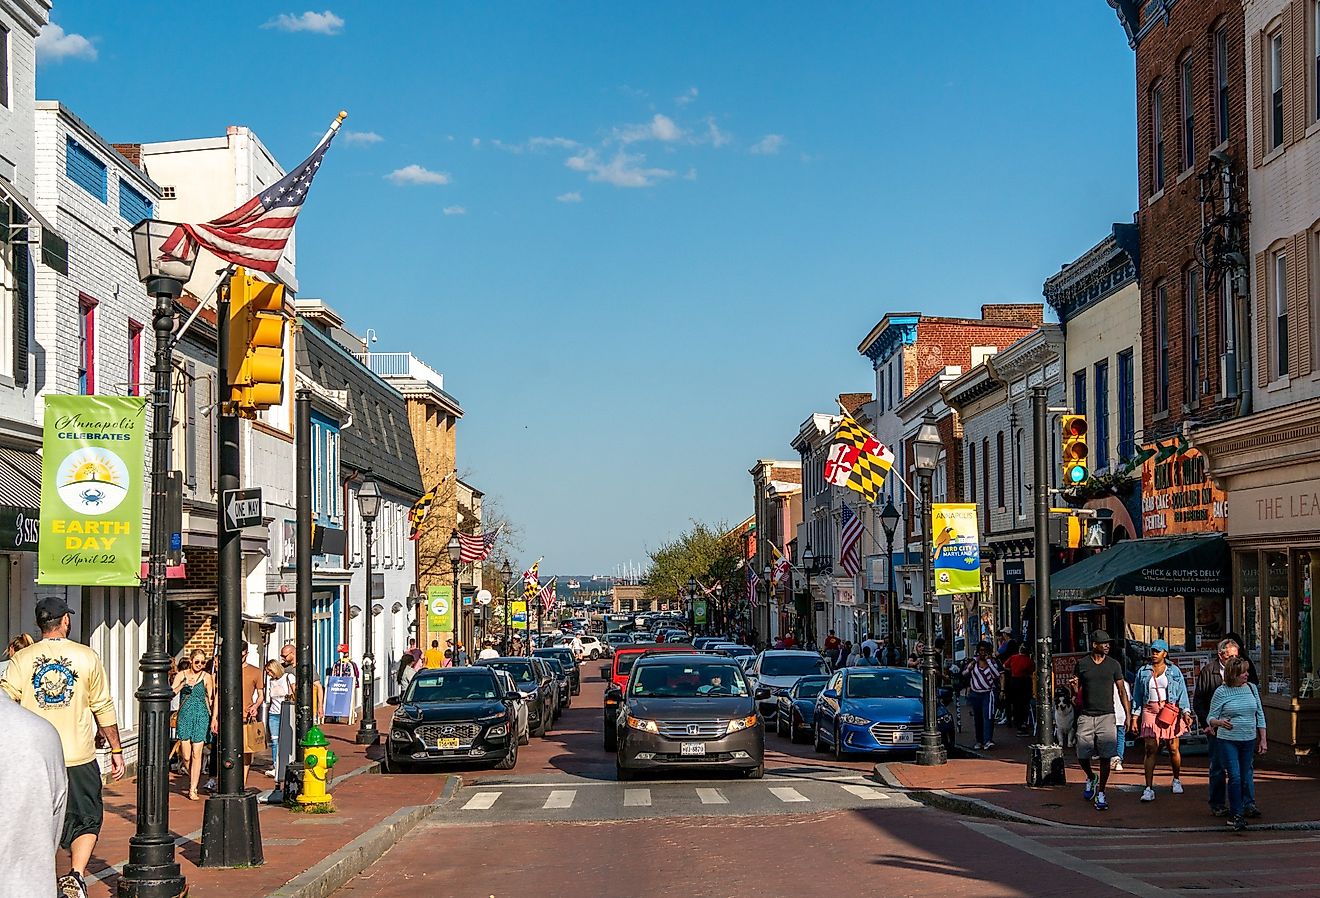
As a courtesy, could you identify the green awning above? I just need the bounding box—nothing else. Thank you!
[1050,534,1229,602]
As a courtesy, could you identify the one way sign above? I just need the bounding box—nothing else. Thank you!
[224,488,263,530]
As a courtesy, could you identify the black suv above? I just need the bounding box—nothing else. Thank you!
[477,657,553,737]
[384,667,519,772]
[535,647,581,696]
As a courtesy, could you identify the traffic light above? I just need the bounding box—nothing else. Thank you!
[226,267,288,416]
[1061,413,1089,486]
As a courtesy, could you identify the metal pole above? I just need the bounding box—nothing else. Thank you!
[289,390,313,793]
[885,528,897,650]
[452,560,462,660]
[118,283,185,898]
[356,520,378,744]
[915,470,946,766]
[1028,385,1065,785]
[504,581,511,653]
[201,285,263,868]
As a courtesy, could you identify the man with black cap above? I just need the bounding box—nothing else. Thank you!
[1,596,121,898]
[1071,629,1130,812]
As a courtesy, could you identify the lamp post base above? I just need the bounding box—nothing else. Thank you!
[915,734,947,767]
[355,726,379,746]
[199,790,264,868]
[116,840,185,898]
[1027,743,1067,786]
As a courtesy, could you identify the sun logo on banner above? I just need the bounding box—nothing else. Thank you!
[56,448,131,515]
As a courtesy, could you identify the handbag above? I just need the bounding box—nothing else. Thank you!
[243,719,268,753]
[1152,671,1181,727]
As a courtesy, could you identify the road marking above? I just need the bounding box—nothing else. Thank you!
[623,788,652,807]
[768,786,810,803]
[461,792,502,811]
[542,790,576,809]
[696,788,728,805]
[839,784,888,800]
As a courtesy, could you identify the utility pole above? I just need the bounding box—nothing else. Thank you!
[1028,385,1065,786]
[289,388,314,795]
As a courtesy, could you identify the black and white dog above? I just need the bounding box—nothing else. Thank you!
[1053,685,1077,749]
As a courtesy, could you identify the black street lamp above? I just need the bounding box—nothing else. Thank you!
[500,560,513,653]
[880,499,901,649]
[120,220,197,898]
[761,563,773,643]
[802,543,814,646]
[355,475,382,745]
[447,530,462,662]
[912,410,947,766]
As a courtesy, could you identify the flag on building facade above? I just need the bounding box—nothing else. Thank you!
[523,559,542,601]
[824,413,895,502]
[458,526,501,563]
[537,577,558,612]
[407,483,439,541]
[746,565,760,606]
[839,504,863,577]
[768,542,791,585]
[161,112,346,274]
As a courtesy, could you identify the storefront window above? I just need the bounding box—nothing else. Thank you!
[1300,551,1319,699]
[1266,551,1292,697]
[1237,551,1261,668]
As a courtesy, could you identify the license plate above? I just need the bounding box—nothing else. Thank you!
[680,742,706,756]
[891,731,914,744]
[437,737,461,749]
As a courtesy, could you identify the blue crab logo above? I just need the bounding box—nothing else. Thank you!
[31,654,78,709]
[79,488,106,507]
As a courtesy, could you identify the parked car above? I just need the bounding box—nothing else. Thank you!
[535,646,581,695]
[384,667,519,772]
[604,633,634,655]
[774,674,831,743]
[491,668,530,745]
[535,653,573,712]
[709,643,756,662]
[813,668,954,761]
[476,657,553,737]
[603,644,699,750]
[530,656,562,721]
[747,650,831,720]
[610,653,769,780]
[564,635,605,660]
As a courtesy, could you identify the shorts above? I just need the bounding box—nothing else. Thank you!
[61,760,104,850]
[1076,713,1118,760]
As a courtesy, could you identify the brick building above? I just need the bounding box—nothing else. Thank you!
[749,459,801,643]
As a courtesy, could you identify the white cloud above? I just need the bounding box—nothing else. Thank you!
[36,23,97,62]
[750,134,786,155]
[615,113,683,145]
[566,149,674,188]
[471,137,481,148]
[675,87,699,106]
[442,205,467,216]
[556,192,582,203]
[703,119,731,148]
[263,10,345,34]
[342,130,382,145]
[386,164,451,186]
[529,136,580,151]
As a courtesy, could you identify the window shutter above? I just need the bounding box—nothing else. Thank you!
[1291,0,1308,141]
[1256,31,1268,165]
[1256,251,1270,386]
[12,209,29,388]
[185,361,197,490]
[1295,233,1312,375]
[1288,239,1303,378]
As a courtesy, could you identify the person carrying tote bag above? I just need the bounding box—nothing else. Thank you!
[1129,639,1192,802]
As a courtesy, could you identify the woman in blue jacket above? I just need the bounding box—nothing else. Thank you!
[1128,639,1194,802]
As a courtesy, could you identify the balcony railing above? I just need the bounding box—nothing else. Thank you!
[354,352,445,391]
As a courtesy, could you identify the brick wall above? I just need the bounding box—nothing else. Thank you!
[980,303,1045,326]
[912,320,1037,388]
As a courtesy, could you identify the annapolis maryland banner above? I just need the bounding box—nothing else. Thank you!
[931,502,981,596]
[511,600,528,630]
[427,584,453,634]
[38,395,147,586]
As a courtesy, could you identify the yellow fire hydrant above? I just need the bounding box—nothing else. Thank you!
[297,726,338,806]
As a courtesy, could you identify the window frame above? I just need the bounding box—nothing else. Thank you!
[0,24,10,110]
[1154,282,1170,413]
[996,430,1005,510]
[1094,360,1110,472]
[1151,81,1166,193]
[1180,52,1196,170]
[1271,30,1285,151]
[65,137,108,204]
[1215,25,1230,143]
[127,319,142,397]
[1117,349,1136,462]
[1275,249,1290,378]
[1073,370,1087,417]
[1185,267,1202,404]
[78,294,97,395]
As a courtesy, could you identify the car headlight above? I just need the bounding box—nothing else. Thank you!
[486,723,509,737]
[626,715,659,734]
[838,713,870,726]
[389,728,412,742]
[726,714,759,734]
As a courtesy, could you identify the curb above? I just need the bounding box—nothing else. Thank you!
[264,773,463,898]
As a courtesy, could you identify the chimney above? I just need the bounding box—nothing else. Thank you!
[980,303,1044,326]
[111,143,142,169]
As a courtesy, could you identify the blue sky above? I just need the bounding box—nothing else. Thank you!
[38,2,1136,574]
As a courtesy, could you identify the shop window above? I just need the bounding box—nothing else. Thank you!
[1126,595,1188,650]
[1237,551,1262,670]
[1266,551,1292,697]
[1300,551,1319,698]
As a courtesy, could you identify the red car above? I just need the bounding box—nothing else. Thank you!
[602,644,695,751]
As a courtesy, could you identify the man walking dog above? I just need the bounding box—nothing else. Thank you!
[1071,631,1130,812]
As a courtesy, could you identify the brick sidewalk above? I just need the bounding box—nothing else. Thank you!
[74,707,448,898]
[879,703,1319,828]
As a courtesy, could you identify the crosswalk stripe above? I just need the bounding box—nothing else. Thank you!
[461,792,501,811]
[623,788,652,807]
[542,790,576,809]
[768,787,810,803]
[839,784,888,800]
[696,788,728,805]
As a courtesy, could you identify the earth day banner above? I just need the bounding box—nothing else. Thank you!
[427,584,453,634]
[931,502,981,596]
[693,599,708,626]
[38,395,147,586]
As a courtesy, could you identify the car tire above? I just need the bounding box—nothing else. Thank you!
[532,714,547,738]
[519,730,530,746]
[744,762,765,779]
[494,740,518,770]
[790,717,806,744]
[603,723,617,752]
[833,725,847,761]
[814,723,828,754]
[775,714,786,738]
[615,757,633,781]
[589,650,600,660]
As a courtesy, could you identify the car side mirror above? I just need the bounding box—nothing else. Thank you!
[822,688,839,700]
[754,687,772,701]
[504,691,522,703]
[386,695,401,706]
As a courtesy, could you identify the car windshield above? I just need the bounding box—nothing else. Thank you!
[606,634,630,645]
[715,644,753,656]
[405,673,499,702]
[535,656,566,674]
[845,671,922,699]
[760,655,829,677]
[481,661,537,684]
[793,676,831,698]
[630,663,748,698]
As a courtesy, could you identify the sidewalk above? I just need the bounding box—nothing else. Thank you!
[876,704,1320,829]
[76,708,452,898]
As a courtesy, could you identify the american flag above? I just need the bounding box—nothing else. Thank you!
[537,577,558,612]
[458,527,500,563]
[839,504,863,577]
[746,565,760,606]
[161,112,344,274]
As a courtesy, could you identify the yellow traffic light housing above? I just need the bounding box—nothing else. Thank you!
[226,267,288,416]
[1061,414,1089,487]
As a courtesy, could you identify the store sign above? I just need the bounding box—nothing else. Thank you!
[1002,559,1025,583]
[1140,446,1228,536]
[1230,479,1320,537]
[0,505,39,552]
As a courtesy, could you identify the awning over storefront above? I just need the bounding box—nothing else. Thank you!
[0,446,40,551]
[1050,534,1229,602]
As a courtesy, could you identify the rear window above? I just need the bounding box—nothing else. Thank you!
[481,660,537,684]
[760,655,829,678]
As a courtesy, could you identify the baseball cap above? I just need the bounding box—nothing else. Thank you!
[337,643,349,654]
[998,626,1012,635]
[1090,630,1112,645]
[35,596,74,620]
[1150,639,1170,652]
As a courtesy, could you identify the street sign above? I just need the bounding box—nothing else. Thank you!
[476,589,493,606]
[223,488,263,530]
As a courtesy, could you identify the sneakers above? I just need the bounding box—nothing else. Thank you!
[1229,816,1247,832]
[263,769,277,779]
[1171,778,1184,795]
[204,778,217,792]
[58,871,87,898]
[1210,805,1230,817]
[1111,757,1124,772]
[1083,776,1098,801]
[1094,792,1108,811]
[973,742,983,750]
[1140,786,1156,802]
[1244,804,1262,819]
[983,741,995,750]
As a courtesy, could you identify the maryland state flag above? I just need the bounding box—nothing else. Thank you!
[408,472,453,540]
[824,413,894,502]
[522,559,542,602]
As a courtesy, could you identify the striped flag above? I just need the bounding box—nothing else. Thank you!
[458,527,500,563]
[537,577,558,612]
[407,473,452,541]
[768,542,791,585]
[522,559,541,602]
[839,504,863,577]
[746,565,761,607]
[824,413,895,502]
[161,112,345,274]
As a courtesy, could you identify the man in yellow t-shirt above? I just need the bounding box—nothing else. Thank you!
[1,596,122,898]
[423,639,446,669]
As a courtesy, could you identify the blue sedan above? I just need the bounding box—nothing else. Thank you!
[813,668,954,760]
[774,674,831,743]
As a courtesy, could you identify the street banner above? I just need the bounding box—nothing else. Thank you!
[931,502,981,596]
[693,599,708,626]
[511,600,528,630]
[38,395,148,586]
[427,584,453,633]
[323,675,354,718]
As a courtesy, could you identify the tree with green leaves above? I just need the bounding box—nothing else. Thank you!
[645,521,744,629]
